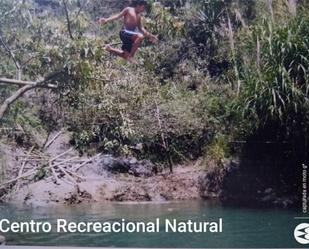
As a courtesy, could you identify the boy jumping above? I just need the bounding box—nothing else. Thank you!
[97,0,158,64]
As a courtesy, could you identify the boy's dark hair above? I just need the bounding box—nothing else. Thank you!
[131,0,147,7]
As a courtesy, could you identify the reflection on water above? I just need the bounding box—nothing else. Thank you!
[0,201,302,248]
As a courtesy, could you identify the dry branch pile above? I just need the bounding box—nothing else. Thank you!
[0,134,101,194]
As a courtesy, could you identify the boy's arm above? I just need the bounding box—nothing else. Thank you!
[97,8,128,25]
[138,17,158,43]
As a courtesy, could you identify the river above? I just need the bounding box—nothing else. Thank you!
[0,201,304,248]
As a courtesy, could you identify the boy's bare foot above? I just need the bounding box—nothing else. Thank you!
[105,44,112,52]
[126,56,138,65]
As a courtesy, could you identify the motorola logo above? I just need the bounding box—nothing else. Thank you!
[294,223,309,244]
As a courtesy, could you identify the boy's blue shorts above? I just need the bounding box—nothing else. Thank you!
[119,29,140,53]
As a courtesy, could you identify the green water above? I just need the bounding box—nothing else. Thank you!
[0,201,306,248]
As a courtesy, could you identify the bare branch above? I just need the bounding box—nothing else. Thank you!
[48,148,74,163]
[43,130,64,150]
[73,153,102,171]
[0,71,63,119]
[0,34,22,79]
[0,169,37,189]
[0,77,57,88]
[55,164,77,185]
[62,0,74,40]
[155,101,173,173]
[75,0,89,20]
[20,53,41,68]
[15,146,35,191]
[0,35,20,70]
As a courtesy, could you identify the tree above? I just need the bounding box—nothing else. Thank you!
[0,0,93,120]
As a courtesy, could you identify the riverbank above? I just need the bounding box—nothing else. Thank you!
[0,131,299,208]
[0,132,203,206]
[6,161,203,207]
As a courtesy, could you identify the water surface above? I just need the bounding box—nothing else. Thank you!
[0,201,304,248]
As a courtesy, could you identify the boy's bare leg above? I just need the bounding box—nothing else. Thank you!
[105,45,126,58]
[129,34,145,58]
[126,57,138,65]
[105,45,137,64]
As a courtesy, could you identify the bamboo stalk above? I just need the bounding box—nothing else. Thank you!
[73,153,102,171]
[48,148,74,163]
[66,169,85,180]
[15,146,35,191]
[55,165,77,185]
[51,156,80,168]
[0,77,57,88]
[0,169,37,189]
[43,131,64,149]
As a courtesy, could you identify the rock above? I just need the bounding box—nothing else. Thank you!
[272,197,295,208]
[64,185,92,205]
[264,188,273,194]
[101,155,130,174]
[100,155,157,177]
[261,193,276,202]
[129,160,157,177]
[112,185,152,202]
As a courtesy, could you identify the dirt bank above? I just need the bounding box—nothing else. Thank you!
[1,131,203,206]
[1,131,299,208]
[6,162,202,207]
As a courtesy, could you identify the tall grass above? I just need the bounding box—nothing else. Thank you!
[235,12,309,160]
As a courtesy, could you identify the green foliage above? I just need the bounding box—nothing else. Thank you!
[68,63,215,162]
[235,13,309,148]
[186,0,229,59]
[1,0,309,170]
[205,135,230,167]
[146,2,185,40]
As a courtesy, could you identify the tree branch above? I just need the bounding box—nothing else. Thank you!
[155,101,173,174]
[20,53,41,68]
[62,0,74,40]
[0,77,57,88]
[75,0,88,20]
[0,34,21,79]
[0,35,20,69]
[0,71,63,120]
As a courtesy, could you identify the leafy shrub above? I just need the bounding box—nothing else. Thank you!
[204,135,230,167]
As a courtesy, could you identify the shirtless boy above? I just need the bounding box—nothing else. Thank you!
[97,0,158,64]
